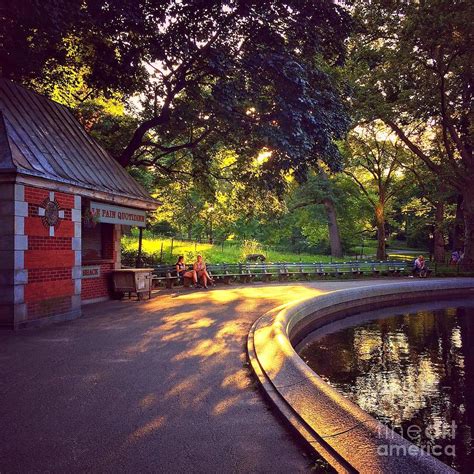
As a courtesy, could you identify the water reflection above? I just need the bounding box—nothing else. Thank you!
[298,301,474,472]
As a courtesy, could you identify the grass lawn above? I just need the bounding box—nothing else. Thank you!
[122,234,346,264]
[122,233,426,265]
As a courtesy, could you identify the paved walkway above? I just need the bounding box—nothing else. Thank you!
[1,280,399,473]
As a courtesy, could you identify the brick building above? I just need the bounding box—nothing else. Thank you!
[0,80,158,329]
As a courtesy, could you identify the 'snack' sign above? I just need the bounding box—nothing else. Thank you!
[82,265,101,279]
[90,202,146,227]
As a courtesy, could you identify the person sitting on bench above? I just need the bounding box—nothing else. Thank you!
[193,255,214,289]
[412,255,428,277]
[176,256,198,287]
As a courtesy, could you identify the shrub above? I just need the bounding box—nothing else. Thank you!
[121,248,160,267]
[239,239,266,262]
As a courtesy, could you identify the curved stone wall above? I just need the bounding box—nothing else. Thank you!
[248,279,474,473]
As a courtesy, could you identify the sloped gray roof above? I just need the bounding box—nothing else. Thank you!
[0,79,157,207]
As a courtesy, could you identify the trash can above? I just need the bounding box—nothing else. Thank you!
[112,268,153,300]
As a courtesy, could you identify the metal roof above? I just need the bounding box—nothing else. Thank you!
[0,79,157,208]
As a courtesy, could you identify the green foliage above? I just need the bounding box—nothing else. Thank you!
[121,231,426,266]
[239,240,266,262]
[5,1,470,261]
[121,233,347,265]
[347,0,474,263]
[349,0,472,131]
[0,2,147,96]
[2,1,352,189]
[73,100,139,160]
[285,170,371,252]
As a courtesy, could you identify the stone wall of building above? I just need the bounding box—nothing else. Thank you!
[1,182,124,328]
[21,185,82,327]
[0,183,27,328]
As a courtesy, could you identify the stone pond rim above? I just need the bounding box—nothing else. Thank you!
[247,278,474,473]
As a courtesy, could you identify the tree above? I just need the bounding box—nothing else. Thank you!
[344,123,405,259]
[0,0,147,96]
[399,154,456,263]
[349,0,474,266]
[1,0,351,188]
[289,169,343,257]
[287,167,373,257]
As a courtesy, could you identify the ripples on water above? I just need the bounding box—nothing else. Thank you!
[297,300,474,472]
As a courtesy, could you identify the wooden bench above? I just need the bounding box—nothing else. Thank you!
[203,263,252,283]
[153,274,179,289]
[246,263,273,281]
[277,263,310,280]
[153,264,205,288]
[310,264,329,277]
[238,263,257,283]
[208,264,242,284]
[331,264,355,277]
[151,260,413,289]
[332,265,346,276]
[351,263,363,276]
[388,262,406,275]
[276,264,290,281]
[152,265,180,289]
[371,262,382,275]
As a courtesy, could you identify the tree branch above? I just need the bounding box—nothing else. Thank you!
[343,170,376,207]
[143,127,214,155]
[383,118,449,179]
[290,199,322,211]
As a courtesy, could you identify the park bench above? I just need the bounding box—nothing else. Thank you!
[152,264,180,289]
[351,262,363,276]
[250,263,288,281]
[153,263,247,287]
[238,263,257,283]
[277,263,310,280]
[151,260,414,290]
[277,264,290,281]
[244,263,273,281]
[208,264,243,284]
[333,264,349,276]
[331,263,358,276]
[307,263,350,277]
[311,264,329,277]
[388,262,406,275]
[371,261,384,275]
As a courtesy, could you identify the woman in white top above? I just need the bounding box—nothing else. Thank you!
[193,255,214,289]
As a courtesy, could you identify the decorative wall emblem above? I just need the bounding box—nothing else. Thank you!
[41,199,60,226]
[38,192,65,237]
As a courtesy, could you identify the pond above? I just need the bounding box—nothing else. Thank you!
[296,299,474,472]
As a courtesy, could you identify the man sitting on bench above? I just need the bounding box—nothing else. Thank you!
[176,256,198,287]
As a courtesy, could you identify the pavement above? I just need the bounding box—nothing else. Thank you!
[0,280,399,473]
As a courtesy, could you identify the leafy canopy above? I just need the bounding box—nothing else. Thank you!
[348,0,472,186]
[1,0,352,187]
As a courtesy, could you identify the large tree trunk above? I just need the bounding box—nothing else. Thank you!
[375,202,386,260]
[433,201,445,263]
[462,187,474,267]
[322,198,343,258]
